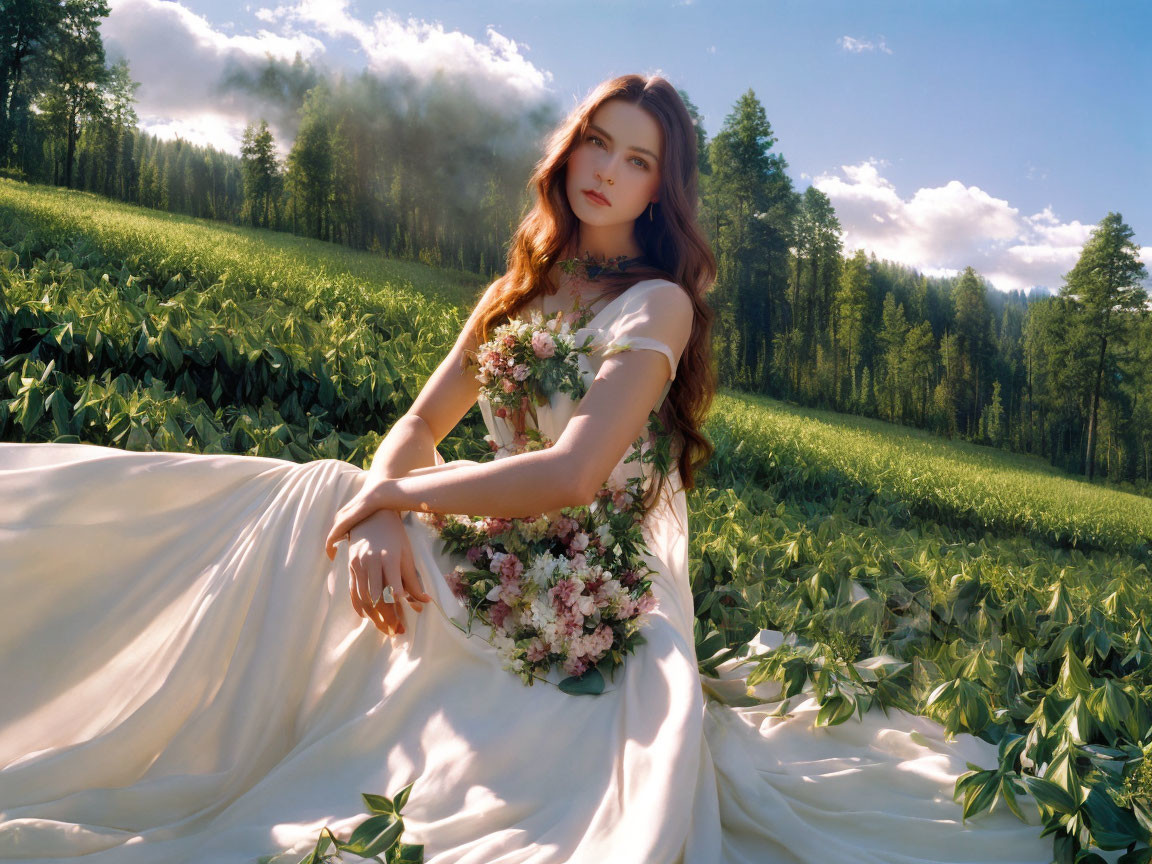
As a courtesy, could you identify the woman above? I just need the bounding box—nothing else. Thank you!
[0,75,1054,863]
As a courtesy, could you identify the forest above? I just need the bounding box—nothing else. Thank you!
[1,0,1148,490]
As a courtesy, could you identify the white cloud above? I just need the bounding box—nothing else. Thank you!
[838,35,893,55]
[256,0,551,103]
[99,0,553,154]
[811,159,1131,294]
[102,0,326,152]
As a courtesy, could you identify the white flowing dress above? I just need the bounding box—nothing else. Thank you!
[0,279,1055,863]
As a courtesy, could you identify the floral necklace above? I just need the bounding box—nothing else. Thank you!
[557,250,648,281]
[543,251,649,323]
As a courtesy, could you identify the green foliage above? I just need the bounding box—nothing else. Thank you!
[704,391,1152,559]
[0,203,489,466]
[291,782,423,864]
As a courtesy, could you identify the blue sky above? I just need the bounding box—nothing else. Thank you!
[99,0,1151,294]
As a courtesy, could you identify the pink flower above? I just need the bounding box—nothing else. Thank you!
[615,595,638,619]
[466,546,484,565]
[499,553,524,580]
[483,518,511,537]
[490,600,513,629]
[563,656,589,677]
[525,638,549,662]
[612,490,633,511]
[502,378,517,394]
[498,577,523,605]
[637,593,658,615]
[560,607,584,634]
[502,334,517,348]
[495,406,508,418]
[567,552,587,570]
[551,516,579,540]
[569,531,590,552]
[512,363,529,381]
[531,330,556,358]
[444,569,468,601]
[549,577,581,607]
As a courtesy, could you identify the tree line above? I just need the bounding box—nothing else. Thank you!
[1,0,1148,489]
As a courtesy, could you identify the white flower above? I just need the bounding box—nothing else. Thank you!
[595,523,614,547]
[486,582,503,602]
[530,596,556,629]
[525,552,568,588]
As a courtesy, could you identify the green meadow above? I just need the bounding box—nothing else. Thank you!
[4,177,1151,862]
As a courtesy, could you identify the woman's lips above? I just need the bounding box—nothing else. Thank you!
[583,189,611,206]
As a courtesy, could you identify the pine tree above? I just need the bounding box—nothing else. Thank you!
[834,249,869,407]
[1059,212,1149,481]
[240,119,279,228]
[37,0,111,188]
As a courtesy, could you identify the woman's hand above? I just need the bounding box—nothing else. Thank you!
[326,481,391,561]
[345,509,432,636]
[325,461,480,561]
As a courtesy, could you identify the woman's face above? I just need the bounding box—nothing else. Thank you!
[565,99,663,236]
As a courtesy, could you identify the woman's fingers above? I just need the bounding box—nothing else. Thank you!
[356,555,377,617]
[360,557,399,635]
[325,494,376,560]
[382,555,407,633]
[400,548,433,606]
[348,558,366,618]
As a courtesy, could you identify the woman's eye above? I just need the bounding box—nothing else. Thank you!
[587,134,646,168]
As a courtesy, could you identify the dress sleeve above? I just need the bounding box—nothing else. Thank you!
[598,281,692,382]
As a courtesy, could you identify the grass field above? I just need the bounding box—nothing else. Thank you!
[4,177,1151,860]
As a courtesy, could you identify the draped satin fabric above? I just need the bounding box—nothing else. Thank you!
[0,280,1053,863]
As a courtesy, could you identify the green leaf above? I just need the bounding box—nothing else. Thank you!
[1023,775,1078,815]
[340,813,404,858]
[1058,643,1094,697]
[1081,786,1146,850]
[1000,775,1029,824]
[393,781,414,814]
[559,667,605,695]
[1118,848,1152,864]
[361,793,394,815]
[391,842,425,863]
[815,691,856,727]
[960,770,1000,822]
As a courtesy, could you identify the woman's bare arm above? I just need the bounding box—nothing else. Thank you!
[326,284,694,558]
[363,283,499,485]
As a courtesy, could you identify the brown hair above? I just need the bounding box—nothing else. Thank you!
[463,73,717,515]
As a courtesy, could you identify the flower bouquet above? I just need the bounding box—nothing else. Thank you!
[419,472,659,694]
[473,307,598,451]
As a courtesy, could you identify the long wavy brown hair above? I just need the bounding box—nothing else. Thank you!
[462,73,717,516]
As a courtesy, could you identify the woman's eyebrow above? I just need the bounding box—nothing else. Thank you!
[588,123,660,164]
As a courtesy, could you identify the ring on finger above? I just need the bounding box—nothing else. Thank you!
[378,585,396,605]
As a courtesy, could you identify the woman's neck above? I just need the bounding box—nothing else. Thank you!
[532,265,613,320]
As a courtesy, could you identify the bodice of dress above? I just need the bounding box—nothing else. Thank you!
[475,279,678,501]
